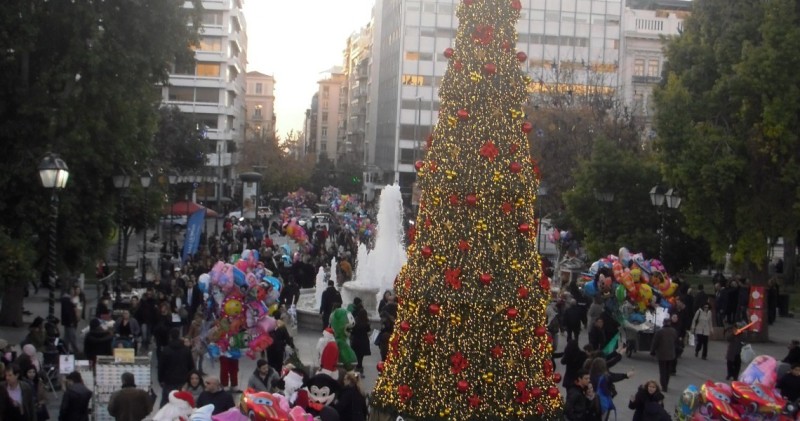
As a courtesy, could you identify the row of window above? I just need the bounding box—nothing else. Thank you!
[633,58,660,78]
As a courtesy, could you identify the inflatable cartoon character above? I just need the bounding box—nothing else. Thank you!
[152,390,195,421]
[305,374,340,421]
[239,389,290,421]
[676,384,700,421]
[316,328,339,380]
[701,382,741,421]
[739,355,778,388]
[731,381,785,415]
[330,308,357,368]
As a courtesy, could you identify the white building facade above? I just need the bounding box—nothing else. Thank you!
[161,0,248,206]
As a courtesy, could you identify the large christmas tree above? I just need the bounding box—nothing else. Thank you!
[370,0,563,420]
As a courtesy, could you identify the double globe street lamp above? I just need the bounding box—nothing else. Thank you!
[38,153,70,319]
[139,169,152,286]
[650,185,682,261]
[112,170,132,302]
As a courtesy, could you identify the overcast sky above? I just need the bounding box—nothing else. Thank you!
[243,1,375,137]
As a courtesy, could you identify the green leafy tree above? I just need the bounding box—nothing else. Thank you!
[370,1,562,419]
[654,0,800,281]
[237,127,312,197]
[0,0,200,324]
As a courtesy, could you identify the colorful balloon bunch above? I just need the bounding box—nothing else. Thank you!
[676,356,788,420]
[282,188,317,210]
[201,249,282,360]
[582,247,679,320]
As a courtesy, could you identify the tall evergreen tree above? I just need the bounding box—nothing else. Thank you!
[370,1,562,419]
[654,0,800,279]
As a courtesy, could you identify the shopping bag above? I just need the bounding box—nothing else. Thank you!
[740,344,755,366]
[688,334,696,347]
[370,329,380,345]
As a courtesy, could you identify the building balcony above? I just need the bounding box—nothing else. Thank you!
[632,75,662,84]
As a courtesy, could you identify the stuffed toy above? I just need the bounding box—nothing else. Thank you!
[189,405,215,421]
[316,328,340,379]
[305,374,340,421]
[329,308,356,368]
[278,367,309,409]
[153,390,195,421]
[210,407,248,421]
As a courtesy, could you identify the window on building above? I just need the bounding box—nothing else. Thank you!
[198,37,222,51]
[254,105,262,118]
[195,114,218,130]
[322,86,330,98]
[405,51,420,61]
[201,11,223,26]
[647,59,660,77]
[320,143,327,152]
[195,88,219,103]
[168,86,194,102]
[255,83,263,94]
[402,74,425,86]
[196,62,221,77]
[634,59,645,77]
[322,112,328,123]
[321,126,328,138]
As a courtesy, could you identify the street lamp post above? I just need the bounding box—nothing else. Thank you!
[38,153,69,319]
[167,170,179,258]
[650,185,681,261]
[112,170,131,302]
[139,169,152,286]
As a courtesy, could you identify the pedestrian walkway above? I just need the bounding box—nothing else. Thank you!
[2,285,798,419]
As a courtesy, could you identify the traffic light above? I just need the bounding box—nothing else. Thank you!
[352,176,361,184]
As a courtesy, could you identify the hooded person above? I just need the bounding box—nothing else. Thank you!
[305,374,340,421]
[152,390,196,421]
[316,328,339,380]
[329,308,356,368]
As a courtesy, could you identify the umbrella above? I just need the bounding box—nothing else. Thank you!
[163,200,219,217]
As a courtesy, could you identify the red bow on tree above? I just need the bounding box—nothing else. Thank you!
[473,24,494,45]
[450,351,469,374]
[445,267,463,290]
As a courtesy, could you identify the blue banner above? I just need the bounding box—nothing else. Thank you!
[182,209,205,262]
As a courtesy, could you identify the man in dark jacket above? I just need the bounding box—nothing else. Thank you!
[694,284,709,315]
[714,282,728,327]
[158,328,194,407]
[650,319,678,392]
[83,319,113,364]
[0,364,36,421]
[184,279,203,322]
[135,288,159,350]
[61,290,80,355]
[108,372,152,421]
[563,299,583,342]
[59,371,92,421]
[564,369,600,421]
[319,281,342,329]
[196,376,235,415]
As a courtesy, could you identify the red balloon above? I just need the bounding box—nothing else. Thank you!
[517,286,529,299]
[518,223,531,233]
[510,162,522,173]
[534,326,547,336]
[506,307,518,319]
[483,63,497,75]
[457,109,469,120]
[457,380,470,393]
[449,194,460,206]
[377,361,385,372]
[428,303,440,315]
[530,387,542,398]
[414,160,424,171]
[444,47,454,58]
[548,387,560,398]
[553,373,562,383]
[521,346,533,358]
[454,61,463,71]
[511,0,522,11]
[522,121,534,133]
[465,194,477,206]
[464,0,474,5]
[421,246,433,258]
[544,360,553,375]
[479,273,493,285]
[424,331,436,344]
[539,276,551,290]
[400,320,410,332]
[516,51,528,62]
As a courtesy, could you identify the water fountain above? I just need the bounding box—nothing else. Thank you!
[295,184,408,328]
[340,184,407,317]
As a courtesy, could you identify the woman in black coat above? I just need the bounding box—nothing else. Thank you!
[628,380,669,421]
[334,372,368,421]
[561,339,588,389]
[350,308,372,373]
[266,318,295,373]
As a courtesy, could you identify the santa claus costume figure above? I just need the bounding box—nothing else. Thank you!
[315,327,339,380]
[153,390,195,421]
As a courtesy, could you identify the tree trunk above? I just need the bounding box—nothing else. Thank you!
[783,233,796,285]
[0,283,26,327]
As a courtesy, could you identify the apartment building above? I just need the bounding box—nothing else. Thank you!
[244,71,276,140]
[369,0,626,200]
[312,69,347,163]
[620,1,689,135]
[160,0,248,207]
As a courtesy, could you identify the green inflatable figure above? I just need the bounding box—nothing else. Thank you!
[330,307,357,368]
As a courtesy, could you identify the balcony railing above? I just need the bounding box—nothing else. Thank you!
[632,75,662,84]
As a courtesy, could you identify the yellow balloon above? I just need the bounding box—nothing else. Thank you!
[224,299,242,316]
[639,284,653,302]
[664,282,679,297]
[268,303,279,315]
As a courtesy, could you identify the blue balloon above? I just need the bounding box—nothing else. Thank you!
[227,349,242,360]
[232,267,247,287]
[582,281,598,297]
[658,299,671,309]
[207,343,220,358]
[264,276,282,292]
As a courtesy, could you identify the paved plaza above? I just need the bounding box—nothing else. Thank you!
[2,285,796,419]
